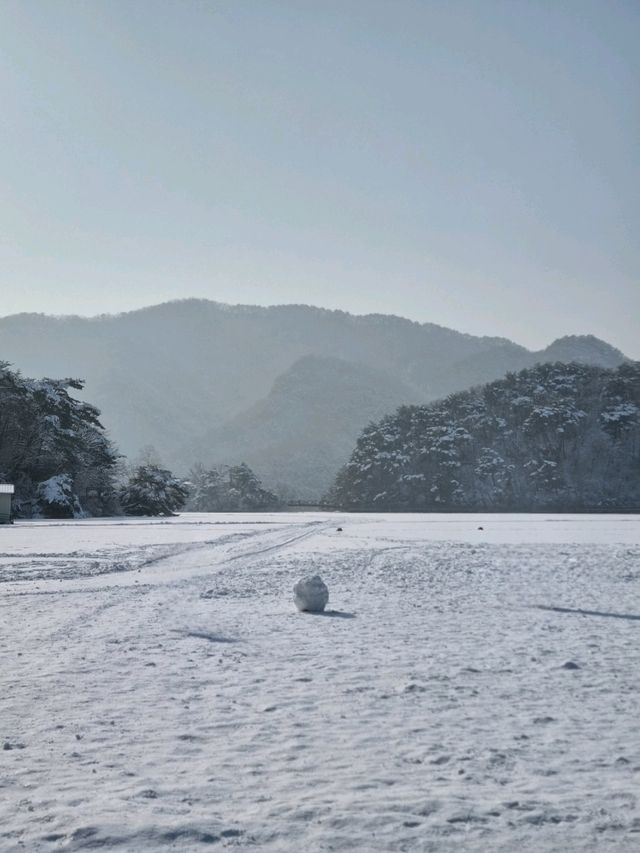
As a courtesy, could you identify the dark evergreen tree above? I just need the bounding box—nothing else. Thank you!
[0,362,119,517]
[119,464,188,516]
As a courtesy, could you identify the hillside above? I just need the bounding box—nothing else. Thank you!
[430,334,627,398]
[183,355,424,500]
[0,300,627,497]
[329,361,640,511]
[0,300,512,454]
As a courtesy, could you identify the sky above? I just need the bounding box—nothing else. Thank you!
[1,0,638,356]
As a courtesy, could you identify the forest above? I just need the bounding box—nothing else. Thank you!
[0,362,276,518]
[3,359,639,517]
[327,362,640,511]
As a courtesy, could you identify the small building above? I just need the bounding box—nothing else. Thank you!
[0,484,15,524]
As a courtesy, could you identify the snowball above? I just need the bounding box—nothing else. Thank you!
[293,575,329,613]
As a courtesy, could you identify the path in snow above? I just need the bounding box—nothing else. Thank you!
[1,513,639,851]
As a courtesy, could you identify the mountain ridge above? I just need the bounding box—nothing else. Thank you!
[0,299,627,497]
[0,298,625,356]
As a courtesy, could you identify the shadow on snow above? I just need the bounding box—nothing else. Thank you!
[536,605,640,622]
[301,610,356,619]
[175,629,240,643]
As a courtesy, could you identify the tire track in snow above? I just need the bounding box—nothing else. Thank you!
[223,520,329,565]
[0,518,329,598]
[1,519,330,656]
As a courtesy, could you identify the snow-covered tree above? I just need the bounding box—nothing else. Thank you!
[0,362,119,517]
[37,474,83,519]
[119,464,188,516]
[186,462,280,511]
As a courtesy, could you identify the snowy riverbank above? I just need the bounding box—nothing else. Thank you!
[1,513,639,851]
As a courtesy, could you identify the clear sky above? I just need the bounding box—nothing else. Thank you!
[1,0,638,356]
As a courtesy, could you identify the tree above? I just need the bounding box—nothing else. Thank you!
[186,462,280,511]
[119,464,188,516]
[0,362,119,517]
[36,474,82,519]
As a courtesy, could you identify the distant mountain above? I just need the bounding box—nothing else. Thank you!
[0,299,627,497]
[434,334,626,397]
[183,355,423,500]
[540,335,626,367]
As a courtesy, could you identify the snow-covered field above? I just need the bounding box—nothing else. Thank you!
[1,513,639,852]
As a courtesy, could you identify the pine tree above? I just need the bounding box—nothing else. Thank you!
[0,362,119,517]
[119,465,188,516]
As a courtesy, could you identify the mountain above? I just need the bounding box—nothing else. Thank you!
[183,355,424,500]
[328,361,640,511]
[540,335,626,367]
[430,335,627,398]
[0,299,627,497]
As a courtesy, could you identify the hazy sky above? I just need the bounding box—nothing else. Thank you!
[1,0,638,355]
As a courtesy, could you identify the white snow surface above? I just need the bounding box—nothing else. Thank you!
[1,512,640,852]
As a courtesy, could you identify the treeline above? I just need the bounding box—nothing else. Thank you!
[327,362,640,511]
[7,357,637,517]
[0,363,188,518]
[187,463,281,512]
[0,361,280,517]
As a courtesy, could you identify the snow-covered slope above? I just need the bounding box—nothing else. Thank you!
[2,513,639,851]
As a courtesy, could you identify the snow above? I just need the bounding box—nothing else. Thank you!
[293,575,329,613]
[1,512,640,851]
[37,474,73,504]
[36,474,83,519]
[602,402,639,422]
